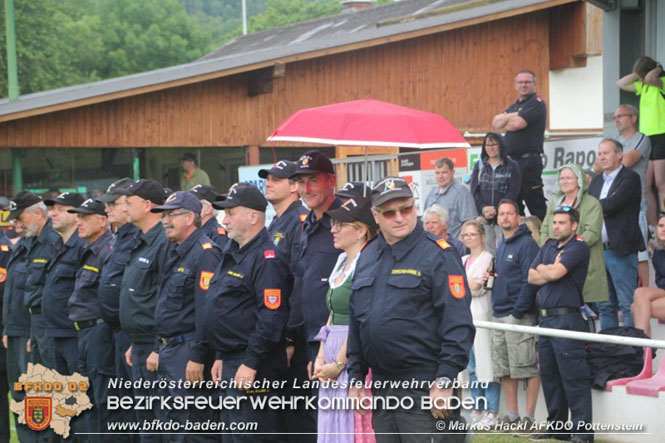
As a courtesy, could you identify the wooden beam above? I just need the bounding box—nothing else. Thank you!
[0,0,577,123]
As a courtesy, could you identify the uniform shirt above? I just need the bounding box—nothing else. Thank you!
[98,223,139,331]
[119,222,169,344]
[24,219,61,309]
[530,236,590,310]
[616,132,651,205]
[0,234,13,335]
[43,230,87,337]
[155,229,221,363]
[347,223,475,383]
[68,231,113,322]
[504,93,547,156]
[268,199,307,265]
[2,238,30,337]
[201,216,229,250]
[291,198,343,342]
[423,182,478,238]
[204,228,292,370]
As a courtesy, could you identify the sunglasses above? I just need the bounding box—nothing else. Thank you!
[373,204,414,219]
[554,205,572,212]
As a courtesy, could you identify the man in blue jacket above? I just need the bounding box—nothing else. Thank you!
[487,199,540,431]
[470,132,521,252]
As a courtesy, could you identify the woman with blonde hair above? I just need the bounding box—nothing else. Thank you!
[460,218,501,427]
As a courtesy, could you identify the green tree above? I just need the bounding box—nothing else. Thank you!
[249,0,341,33]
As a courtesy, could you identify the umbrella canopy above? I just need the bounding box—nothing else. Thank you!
[268,98,469,149]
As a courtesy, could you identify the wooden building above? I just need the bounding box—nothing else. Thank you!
[0,0,606,195]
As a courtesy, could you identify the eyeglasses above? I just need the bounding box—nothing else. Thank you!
[613,114,632,120]
[331,220,354,230]
[160,211,191,220]
[372,204,414,219]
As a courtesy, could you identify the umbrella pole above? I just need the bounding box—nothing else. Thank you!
[364,146,368,197]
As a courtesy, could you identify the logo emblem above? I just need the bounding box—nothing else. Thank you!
[448,275,466,299]
[9,200,17,211]
[300,155,311,167]
[165,193,177,203]
[199,271,214,291]
[264,250,275,259]
[264,289,281,310]
[0,267,6,283]
[25,397,52,431]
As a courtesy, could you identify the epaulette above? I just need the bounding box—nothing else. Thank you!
[536,95,543,102]
[201,242,213,250]
[217,227,227,236]
[576,236,585,242]
[436,238,451,250]
[0,244,9,252]
[299,214,307,222]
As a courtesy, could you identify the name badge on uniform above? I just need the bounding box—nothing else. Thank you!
[507,254,514,261]
[138,257,151,264]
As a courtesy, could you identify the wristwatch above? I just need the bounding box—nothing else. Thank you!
[435,377,452,389]
[334,359,346,370]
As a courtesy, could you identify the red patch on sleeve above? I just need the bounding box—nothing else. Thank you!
[0,267,6,283]
[264,250,275,259]
[201,242,212,250]
[0,245,9,252]
[264,289,281,309]
[299,214,307,222]
[199,271,214,290]
[217,227,227,235]
[448,275,466,299]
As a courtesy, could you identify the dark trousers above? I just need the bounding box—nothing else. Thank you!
[78,323,117,442]
[114,330,137,443]
[370,386,466,443]
[30,313,55,368]
[278,340,316,443]
[538,313,593,442]
[516,155,547,220]
[221,356,281,443]
[7,335,39,442]
[158,340,219,443]
[0,346,9,443]
[131,342,164,443]
[54,336,79,375]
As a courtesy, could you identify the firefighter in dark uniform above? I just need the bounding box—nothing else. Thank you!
[42,192,86,377]
[117,179,169,443]
[96,178,139,441]
[336,181,372,202]
[189,184,229,249]
[9,192,62,370]
[3,201,38,442]
[258,160,310,441]
[0,229,12,443]
[67,199,114,439]
[528,206,592,443]
[347,177,474,442]
[150,192,222,442]
[205,184,292,442]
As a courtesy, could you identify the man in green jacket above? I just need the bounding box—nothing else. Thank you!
[180,153,211,190]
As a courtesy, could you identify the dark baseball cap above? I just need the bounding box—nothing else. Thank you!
[96,178,134,203]
[151,191,202,214]
[258,160,298,179]
[371,177,413,207]
[44,192,85,208]
[67,198,107,216]
[6,191,42,221]
[189,184,219,203]
[326,197,378,230]
[213,183,267,212]
[289,150,335,178]
[118,179,168,205]
[336,181,372,199]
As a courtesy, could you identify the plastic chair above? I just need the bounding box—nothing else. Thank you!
[626,350,665,397]
[605,347,652,391]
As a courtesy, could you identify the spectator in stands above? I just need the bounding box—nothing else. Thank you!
[460,219,500,428]
[423,204,465,257]
[541,164,608,306]
[617,56,665,220]
[588,139,645,329]
[486,199,540,431]
[180,153,211,190]
[470,132,521,253]
[632,212,665,337]
[424,157,478,238]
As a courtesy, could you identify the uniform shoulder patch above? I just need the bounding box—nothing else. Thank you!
[199,271,214,290]
[536,95,543,102]
[264,250,275,259]
[576,236,585,242]
[448,275,466,299]
[201,242,212,250]
[299,214,307,222]
[217,227,227,235]
[436,239,451,250]
[0,267,6,283]
[0,244,9,252]
[264,288,281,310]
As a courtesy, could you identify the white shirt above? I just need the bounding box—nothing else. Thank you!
[600,165,622,244]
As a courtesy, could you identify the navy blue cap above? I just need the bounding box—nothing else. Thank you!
[6,191,42,221]
[258,160,298,179]
[151,191,202,213]
[212,183,267,212]
[189,184,219,203]
[289,150,335,178]
[96,178,134,203]
[44,192,85,208]
[371,177,413,207]
[118,179,168,205]
[326,197,378,230]
[336,181,372,199]
[67,198,107,216]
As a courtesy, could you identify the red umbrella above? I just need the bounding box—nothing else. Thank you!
[267,98,469,149]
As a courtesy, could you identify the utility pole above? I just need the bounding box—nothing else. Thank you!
[4,0,20,100]
[242,0,247,35]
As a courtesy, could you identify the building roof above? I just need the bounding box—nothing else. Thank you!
[0,0,573,122]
